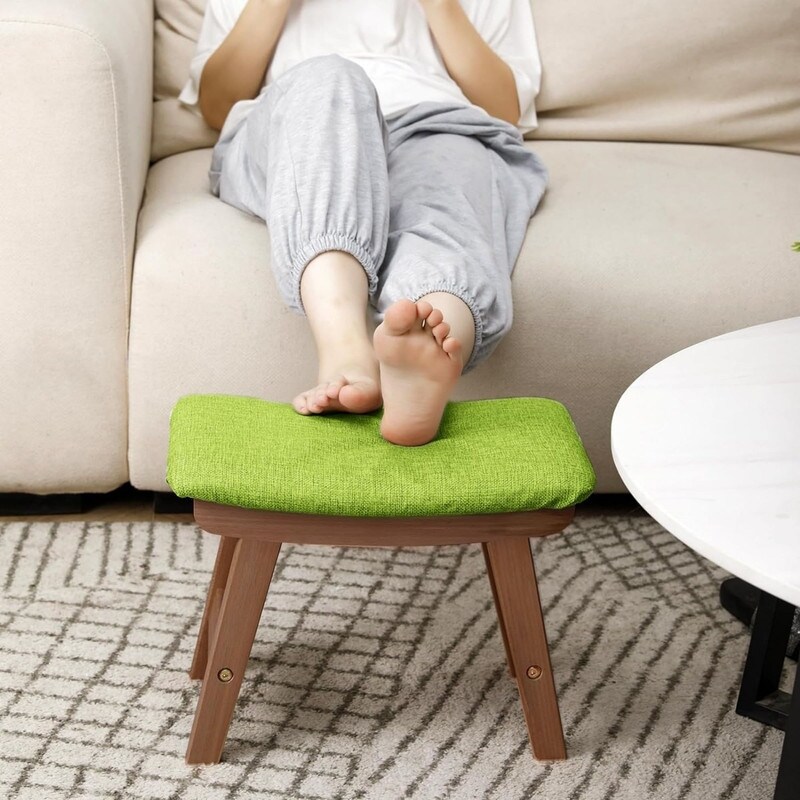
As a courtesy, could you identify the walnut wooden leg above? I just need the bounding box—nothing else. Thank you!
[185,537,281,764]
[485,537,566,760]
[482,542,515,678]
[189,535,238,681]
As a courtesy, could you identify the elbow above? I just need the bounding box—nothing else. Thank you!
[495,64,521,127]
[498,111,519,127]
[499,96,521,128]
[493,104,520,128]
[478,98,519,127]
[198,92,225,132]
[482,84,520,127]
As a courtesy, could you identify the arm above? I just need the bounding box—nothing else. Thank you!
[419,0,521,126]
[199,0,293,131]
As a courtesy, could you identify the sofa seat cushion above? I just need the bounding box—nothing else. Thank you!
[128,139,800,494]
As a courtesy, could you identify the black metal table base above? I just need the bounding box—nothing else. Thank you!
[736,590,799,800]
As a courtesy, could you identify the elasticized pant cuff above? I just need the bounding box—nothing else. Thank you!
[290,232,380,314]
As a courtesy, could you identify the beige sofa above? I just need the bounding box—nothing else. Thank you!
[1,0,799,497]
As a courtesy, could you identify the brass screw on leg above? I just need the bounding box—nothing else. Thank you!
[217,667,234,683]
[526,665,542,680]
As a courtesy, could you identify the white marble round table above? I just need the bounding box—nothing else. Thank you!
[610,315,800,800]
[611,315,800,607]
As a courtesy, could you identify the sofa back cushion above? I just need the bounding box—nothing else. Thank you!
[152,0,800,163]
[153,0,216,162]
[532,0,800,156]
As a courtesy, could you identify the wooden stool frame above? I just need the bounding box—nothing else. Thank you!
[185,499,574,765]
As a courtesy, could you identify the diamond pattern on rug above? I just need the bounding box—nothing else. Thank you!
[0,513,790,800]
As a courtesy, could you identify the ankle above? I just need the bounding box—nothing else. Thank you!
[318,340,379,378]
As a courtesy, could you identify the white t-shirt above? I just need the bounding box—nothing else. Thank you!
[178,0,543,143]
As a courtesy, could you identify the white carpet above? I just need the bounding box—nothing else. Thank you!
[0,510,789,799]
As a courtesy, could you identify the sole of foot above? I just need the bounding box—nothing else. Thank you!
[373,298,464,446]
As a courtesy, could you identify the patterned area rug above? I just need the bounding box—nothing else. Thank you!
[0,511,789,799]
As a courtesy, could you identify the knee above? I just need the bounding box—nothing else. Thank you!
[282,54,377,103]
[312,53,370,80]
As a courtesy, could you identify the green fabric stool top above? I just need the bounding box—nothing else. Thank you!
[166,394,596,517]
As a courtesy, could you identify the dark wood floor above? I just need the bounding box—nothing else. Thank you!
[0,483,192,523]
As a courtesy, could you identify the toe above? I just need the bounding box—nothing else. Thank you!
[314,387,331,408]
[293,395,310,414]
[306,390,325,413]
[432,321,450,345]
[426,308,444,329]
[416,300,433,322]
[443,336,462,361]
[326,376,347,398]
[384,298,418,334]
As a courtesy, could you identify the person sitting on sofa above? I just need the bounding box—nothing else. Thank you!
[178,0,549,446]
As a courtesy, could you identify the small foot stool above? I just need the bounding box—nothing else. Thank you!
[166,394,596,765]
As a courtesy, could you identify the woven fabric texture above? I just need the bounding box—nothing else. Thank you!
[166,394,596,516]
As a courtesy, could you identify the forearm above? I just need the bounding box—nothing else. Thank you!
[199,0,292,130]
[421,0,520,126]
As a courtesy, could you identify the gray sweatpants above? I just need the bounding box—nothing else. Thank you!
[209,54,549,374]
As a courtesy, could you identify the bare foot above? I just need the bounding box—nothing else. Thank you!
[373,298,464,446]
[292,357,382,415]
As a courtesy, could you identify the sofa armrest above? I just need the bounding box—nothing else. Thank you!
[0,0,153,307]
[0,0,153,493]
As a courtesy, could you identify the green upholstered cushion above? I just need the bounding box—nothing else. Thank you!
[166,394,596,517]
